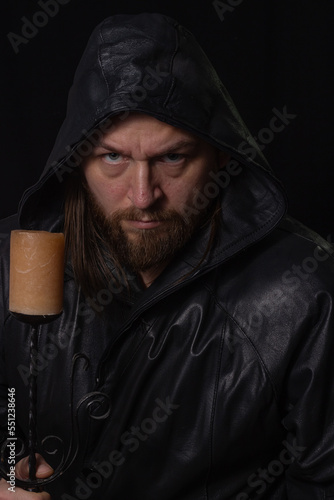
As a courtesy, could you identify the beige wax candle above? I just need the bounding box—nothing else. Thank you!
[9,230,65,316]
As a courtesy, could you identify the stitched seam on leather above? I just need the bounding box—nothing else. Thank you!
[203,281,279,402]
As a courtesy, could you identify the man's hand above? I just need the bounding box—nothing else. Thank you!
[0,454,53,499]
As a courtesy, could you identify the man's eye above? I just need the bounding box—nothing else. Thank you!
[103,152,122,163]
[161,153,184,163]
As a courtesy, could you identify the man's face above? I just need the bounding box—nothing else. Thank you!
[81,113,227,278]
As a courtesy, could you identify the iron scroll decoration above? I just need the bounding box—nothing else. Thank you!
[0,350,111,491]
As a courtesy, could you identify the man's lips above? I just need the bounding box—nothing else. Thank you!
[123,220,164,230]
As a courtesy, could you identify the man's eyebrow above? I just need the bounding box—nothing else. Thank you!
[93,139,198,154]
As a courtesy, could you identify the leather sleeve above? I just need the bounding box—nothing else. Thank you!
[281,282,334,498]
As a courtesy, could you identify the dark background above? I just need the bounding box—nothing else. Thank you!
[1,0,333,238]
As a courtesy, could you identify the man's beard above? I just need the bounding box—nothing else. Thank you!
[86,191,210,274]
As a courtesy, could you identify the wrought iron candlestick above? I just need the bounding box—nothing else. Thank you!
[9,313,61,490]
[1,345,111,491]
[0,230,111,492]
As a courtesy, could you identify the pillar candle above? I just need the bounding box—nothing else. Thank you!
[9,230,65,316]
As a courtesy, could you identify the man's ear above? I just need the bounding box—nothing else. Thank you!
[218,151,231,169]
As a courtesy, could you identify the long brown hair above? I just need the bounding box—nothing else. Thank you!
[63,172,129,299]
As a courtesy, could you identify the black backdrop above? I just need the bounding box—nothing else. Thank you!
[1,0,333,238]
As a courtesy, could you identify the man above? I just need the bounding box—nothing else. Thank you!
[0,12,333,499]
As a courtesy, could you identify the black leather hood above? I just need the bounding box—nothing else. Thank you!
[18,12,287,263]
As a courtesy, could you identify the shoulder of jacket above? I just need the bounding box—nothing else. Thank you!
[209,214,334,321]
[248,215,334,287]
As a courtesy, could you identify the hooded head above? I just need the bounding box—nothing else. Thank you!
[17,13,287,292]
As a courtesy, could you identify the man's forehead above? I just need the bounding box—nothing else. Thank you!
[94,112,212,151]
[92,113,199,150]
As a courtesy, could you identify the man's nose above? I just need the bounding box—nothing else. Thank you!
[128,162,163,209]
